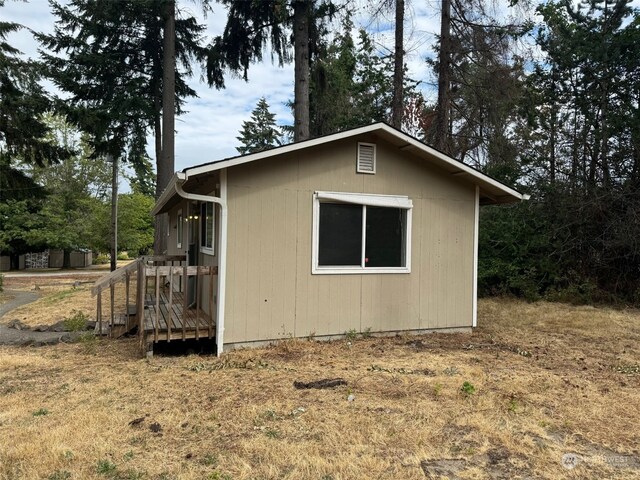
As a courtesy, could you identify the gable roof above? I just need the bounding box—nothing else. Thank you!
[153,122,528,215]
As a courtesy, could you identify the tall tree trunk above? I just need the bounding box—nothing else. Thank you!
[155,0,176,255]
[293,0,310,142]
[434,0,452,153]
[391,0,405,129]
[154,88,162,174]
[109,154,118,272]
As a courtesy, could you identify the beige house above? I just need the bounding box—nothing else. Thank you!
[147,123,526,355]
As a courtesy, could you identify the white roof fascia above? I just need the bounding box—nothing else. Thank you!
[184,124,379,178]
[374,124,525,200]
[182,123,525,201]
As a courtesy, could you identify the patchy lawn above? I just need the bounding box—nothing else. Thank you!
[1,272,129,328]
[0,299,639,479]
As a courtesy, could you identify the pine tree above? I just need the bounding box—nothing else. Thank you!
[236,98,282,155]
[0,1,71,201]
[39,0,206,262]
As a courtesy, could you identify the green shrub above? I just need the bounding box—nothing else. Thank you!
[63,310,89,332]
[33,408,49,416]
[116,251,129,260]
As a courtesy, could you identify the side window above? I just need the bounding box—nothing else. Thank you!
[200,202,214,254]
[312,192,412,274]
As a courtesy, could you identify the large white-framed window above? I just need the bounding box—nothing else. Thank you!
[200,202,215,255]
[176,209,183,249]
[312,191,412,274]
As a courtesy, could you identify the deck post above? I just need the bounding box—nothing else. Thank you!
[125,271,130,329]
[167,267,173,342]
[109,282,115,338]
[182,265,188,340]
[137,259,145,354]
[208,269,214,339]
[154,268,160,343]
[97,291,102,336]
[195,269,201,340]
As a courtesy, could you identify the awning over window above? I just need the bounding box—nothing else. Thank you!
[315,191,413,209]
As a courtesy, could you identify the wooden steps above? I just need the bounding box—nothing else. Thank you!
[94,313,130,337]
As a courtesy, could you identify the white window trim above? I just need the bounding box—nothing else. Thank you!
[176,209,183,249]
[356,142,376,174]
[311,191,412,275]
[200,202,215,255]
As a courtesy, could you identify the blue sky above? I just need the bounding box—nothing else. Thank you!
[3,0,445,174]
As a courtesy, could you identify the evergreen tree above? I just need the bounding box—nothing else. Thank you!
[39,0,206,263]
[479,0,640,304]
[307,20,421,137]
[0,1,71,201]
[206,0,336,142]
[236,98,282,155]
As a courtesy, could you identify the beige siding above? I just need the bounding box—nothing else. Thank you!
[223,135,476,344]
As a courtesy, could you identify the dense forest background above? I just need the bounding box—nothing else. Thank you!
[1,0,639,304]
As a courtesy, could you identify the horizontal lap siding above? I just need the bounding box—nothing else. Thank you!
[225,136,475,343]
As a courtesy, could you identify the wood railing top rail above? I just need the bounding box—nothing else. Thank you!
[144,265,218,277]
[91,255,188,296]
[141,255,187,263]
[91,259,141,296]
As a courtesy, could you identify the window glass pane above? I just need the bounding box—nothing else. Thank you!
[201,203,214,249]
[365,207,404,267]
[318,203,362,266]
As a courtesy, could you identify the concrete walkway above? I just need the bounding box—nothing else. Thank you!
[0,289,39,319]
[2,270,104,278]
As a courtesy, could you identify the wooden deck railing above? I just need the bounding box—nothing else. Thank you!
[142,265,218,344]
[91,255,186,337]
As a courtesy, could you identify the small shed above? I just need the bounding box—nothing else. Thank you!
[147,123,527,355]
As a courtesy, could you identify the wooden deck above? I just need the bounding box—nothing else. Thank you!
[143,291,214,343]
[92,256,218,355]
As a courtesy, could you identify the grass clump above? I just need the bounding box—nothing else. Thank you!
[460,381,476,396]
[96,459,116,476]
[48,471,71,480]
[63,310,89,332]
[344,329,358,341]
[32,408,49,417]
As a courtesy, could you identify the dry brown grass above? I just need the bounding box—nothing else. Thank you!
[5,285,95,327]
[0,298,639,479]
[3,275,132,328]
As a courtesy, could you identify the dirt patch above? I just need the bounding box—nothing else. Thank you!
[420,458,467,479]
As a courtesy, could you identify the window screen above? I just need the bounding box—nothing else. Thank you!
[318,203,362,266]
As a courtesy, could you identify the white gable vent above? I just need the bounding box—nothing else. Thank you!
[357,142,376,174]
